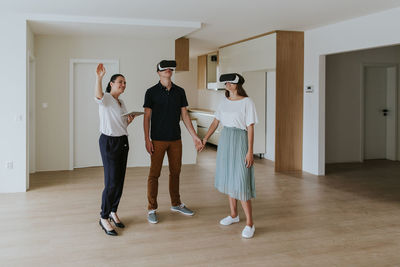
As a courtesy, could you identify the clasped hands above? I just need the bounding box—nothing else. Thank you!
[193,137,208,152]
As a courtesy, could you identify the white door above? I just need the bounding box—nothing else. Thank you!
[73,61,119,168]
[364,66,397,160]
[242,71,266,155]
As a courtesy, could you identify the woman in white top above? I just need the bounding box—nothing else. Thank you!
[95,63,135,236]
[202,73,258,238]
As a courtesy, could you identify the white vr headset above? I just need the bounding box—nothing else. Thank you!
[157,60,177,71]
[219,73,244,84]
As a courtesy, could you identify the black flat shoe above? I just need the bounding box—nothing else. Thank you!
[109,216,125,228]
[99,220,118,236]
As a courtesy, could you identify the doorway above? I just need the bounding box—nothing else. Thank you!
[325,45,400,171]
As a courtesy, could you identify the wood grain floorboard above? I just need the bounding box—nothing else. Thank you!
[0,146,399,266]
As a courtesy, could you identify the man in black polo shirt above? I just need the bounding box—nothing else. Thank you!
[143,60,203,224]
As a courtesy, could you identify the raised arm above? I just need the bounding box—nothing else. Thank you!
[181,107,203,151]
[95,63,106,100]
[202,118,220,145]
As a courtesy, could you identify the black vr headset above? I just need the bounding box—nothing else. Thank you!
[219,73,245,85]
[157,60,177,71]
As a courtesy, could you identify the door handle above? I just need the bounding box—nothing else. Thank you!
[382,109,389,116]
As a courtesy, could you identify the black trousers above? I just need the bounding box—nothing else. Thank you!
[99,134,129,219]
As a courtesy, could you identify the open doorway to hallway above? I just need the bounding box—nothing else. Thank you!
[325,45,400,173]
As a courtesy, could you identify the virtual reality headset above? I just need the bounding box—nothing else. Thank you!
[157,60,176,71]
[219,73,245,84]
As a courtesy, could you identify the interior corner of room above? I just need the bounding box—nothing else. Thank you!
[3,2,400,266]
[1,4,400,193]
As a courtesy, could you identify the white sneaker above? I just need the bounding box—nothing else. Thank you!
[241,225,255,238]
[219,215,240,226]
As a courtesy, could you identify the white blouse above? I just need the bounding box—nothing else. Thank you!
[95,93,128,136]
[215,97,258,130]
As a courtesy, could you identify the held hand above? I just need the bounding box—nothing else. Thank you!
[96,63,106,79]
[198,140,205,152]
[193,136,204,152]
[197,138,207,152]
[145,139,154,155]
[127,114,136,125]
[245,152,254,168]
[202,138,208,146]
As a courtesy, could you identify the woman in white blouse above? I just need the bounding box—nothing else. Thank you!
[202,73,258,238]
[95,63,135,236]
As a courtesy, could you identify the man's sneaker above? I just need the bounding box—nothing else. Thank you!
[170,203,194,216]
[241,225,255,238]
[147,210,158,224]
[219,215,240,226]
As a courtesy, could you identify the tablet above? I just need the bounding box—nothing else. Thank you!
[121,111,145,117]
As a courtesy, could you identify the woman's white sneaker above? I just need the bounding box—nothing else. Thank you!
[241,225,255,238]
[219,215,240,226]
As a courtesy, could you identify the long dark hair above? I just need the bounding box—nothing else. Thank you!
[106,74,125,93]
[225,83,248,98]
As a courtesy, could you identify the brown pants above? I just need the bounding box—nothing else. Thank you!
[147,140,182,210]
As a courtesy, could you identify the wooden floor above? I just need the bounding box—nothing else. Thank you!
[1,146,400,266]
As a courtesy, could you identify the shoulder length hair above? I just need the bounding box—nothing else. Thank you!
[225,83,249,98]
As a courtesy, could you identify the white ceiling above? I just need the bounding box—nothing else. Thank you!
[4,0,400,55]
[28,16,201,40]
[30,22,193,39]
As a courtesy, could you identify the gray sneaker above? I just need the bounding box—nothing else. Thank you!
[147,210,158,224]
[171,203,194,216]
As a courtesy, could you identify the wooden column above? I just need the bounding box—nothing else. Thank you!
[175,38,189,71]
[275,31,304,172]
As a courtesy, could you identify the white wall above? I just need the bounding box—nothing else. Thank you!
[304,6,400,175]
[27,25,34,55]
[35,35,179,171]
[326,46,400,163]
[27,24,36,186]
[0,15,27,193]
[265,71,276,161]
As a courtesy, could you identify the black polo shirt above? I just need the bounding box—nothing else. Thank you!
[143,82,188,141]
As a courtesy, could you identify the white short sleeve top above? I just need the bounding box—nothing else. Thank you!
[95,93,128,136]
[214,97,258,130]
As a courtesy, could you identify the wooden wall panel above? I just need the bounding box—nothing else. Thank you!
[175,38,189,71]
[197,55,207,89]
[275,31,304,172]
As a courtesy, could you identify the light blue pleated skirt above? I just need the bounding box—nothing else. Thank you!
[215,126,255,201]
